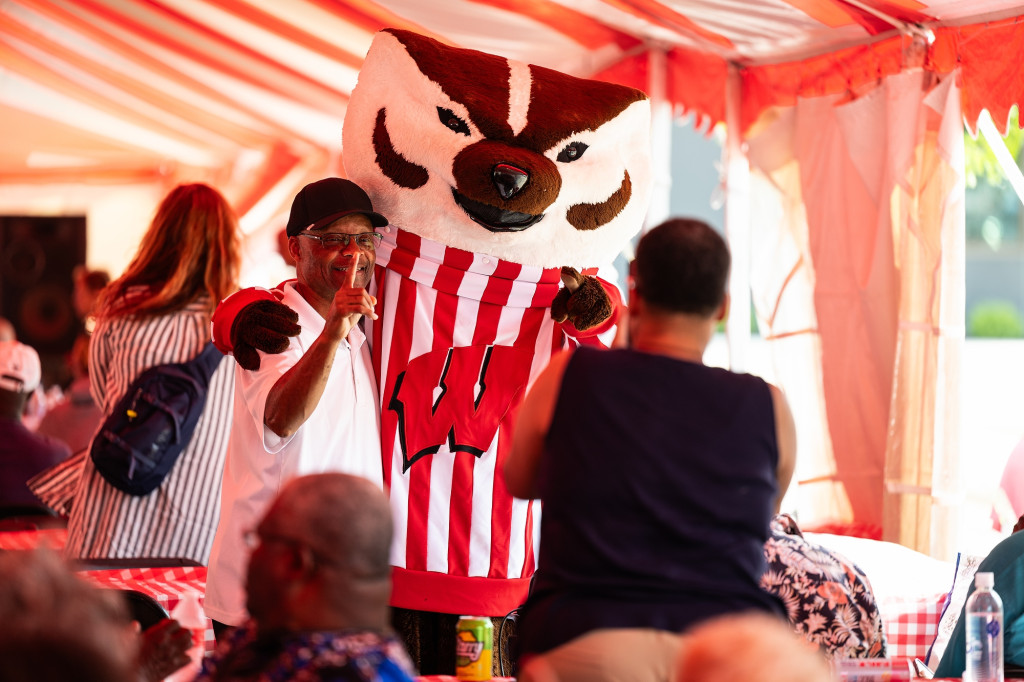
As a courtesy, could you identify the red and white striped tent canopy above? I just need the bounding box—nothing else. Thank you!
[3,0,1022,233]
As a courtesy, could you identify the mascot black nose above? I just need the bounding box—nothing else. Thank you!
[492,163,529,200]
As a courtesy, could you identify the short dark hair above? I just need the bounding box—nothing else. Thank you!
[633,218,730,317]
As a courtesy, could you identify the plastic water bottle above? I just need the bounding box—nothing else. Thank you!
[965,571,1004,682]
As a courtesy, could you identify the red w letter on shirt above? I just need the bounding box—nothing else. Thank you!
[389,345,534,472]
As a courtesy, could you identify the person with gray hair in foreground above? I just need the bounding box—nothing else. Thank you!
[676,612,831,682]
[196,473,416,682]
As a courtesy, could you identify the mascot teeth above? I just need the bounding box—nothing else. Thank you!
[451,189,543,232]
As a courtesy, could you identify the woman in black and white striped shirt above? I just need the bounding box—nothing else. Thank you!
[65,184,240,566]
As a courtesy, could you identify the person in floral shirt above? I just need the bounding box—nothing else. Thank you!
[198,627,414,682]
[761,513,887,659]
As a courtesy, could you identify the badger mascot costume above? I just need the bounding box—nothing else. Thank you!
[210,29,652,674]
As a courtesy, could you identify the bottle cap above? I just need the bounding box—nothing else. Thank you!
[975,571,994,589]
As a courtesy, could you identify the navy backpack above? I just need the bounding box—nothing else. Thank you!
[90,342,223,496]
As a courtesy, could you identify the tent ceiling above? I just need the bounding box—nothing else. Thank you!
[2,0,1022,228]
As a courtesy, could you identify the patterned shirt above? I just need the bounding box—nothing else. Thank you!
[196,624,417,682]
[761,516,887,659]
[64,294,234,564]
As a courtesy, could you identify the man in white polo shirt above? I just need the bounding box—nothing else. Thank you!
[204,178,388,636]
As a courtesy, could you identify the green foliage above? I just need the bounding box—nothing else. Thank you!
[965,107,1023,189]
[967,300,1024,338]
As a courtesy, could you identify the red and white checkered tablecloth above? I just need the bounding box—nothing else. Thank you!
[0,528,69,551]
[879,592,948,660]
[78,565,215,653]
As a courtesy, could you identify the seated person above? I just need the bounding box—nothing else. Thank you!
[761,513,887,659]
[0,547,190,682]
[196,472,416,682]
[0,340,70,511]
[933,516,1024,678]
[505,218,797,682]
[676,612,831,682]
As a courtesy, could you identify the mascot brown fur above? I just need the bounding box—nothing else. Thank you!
[212,29,652,674]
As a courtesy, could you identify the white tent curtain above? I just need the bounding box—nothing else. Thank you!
[743,69,965,557]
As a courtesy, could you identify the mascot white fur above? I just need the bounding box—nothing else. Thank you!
[211,29,651,673]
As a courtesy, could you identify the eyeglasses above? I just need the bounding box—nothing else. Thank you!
[298,231,382,250]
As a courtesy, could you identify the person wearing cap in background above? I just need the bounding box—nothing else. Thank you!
[204,177,389,638]
[0,339,71,510]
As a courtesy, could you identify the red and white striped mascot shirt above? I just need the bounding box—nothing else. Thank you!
[373,227,613,616]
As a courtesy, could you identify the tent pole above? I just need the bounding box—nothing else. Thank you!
[646,44,672,230]
[724,63,751,372]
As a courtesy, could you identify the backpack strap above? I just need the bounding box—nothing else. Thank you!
[192,342,225,381]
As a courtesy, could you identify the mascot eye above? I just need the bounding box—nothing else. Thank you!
[437,107,471,136]
[556,141,589,163]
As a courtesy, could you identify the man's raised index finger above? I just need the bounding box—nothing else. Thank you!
[346,255,359,289]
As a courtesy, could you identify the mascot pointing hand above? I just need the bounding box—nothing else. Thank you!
[211,29,651,673]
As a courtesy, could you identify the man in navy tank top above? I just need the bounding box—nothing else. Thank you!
[505,218,798,682]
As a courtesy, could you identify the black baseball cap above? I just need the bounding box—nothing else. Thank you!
[285,177,388,237]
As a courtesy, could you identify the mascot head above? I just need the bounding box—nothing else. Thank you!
[343,29,652,269]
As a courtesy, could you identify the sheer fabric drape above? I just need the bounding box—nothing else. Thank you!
[744,70,964,556]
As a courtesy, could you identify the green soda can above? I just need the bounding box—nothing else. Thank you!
[455,615,493,681]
